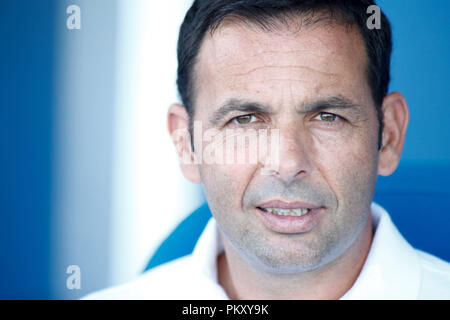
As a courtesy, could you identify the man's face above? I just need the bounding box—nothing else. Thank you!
[192,20,380,273]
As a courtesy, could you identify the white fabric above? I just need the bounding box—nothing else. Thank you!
[84,202,450,300]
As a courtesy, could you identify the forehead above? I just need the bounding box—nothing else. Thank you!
[194,19,371,113]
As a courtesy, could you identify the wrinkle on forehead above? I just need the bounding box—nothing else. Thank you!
[194,19,370,113]
[214,48,329,70]
[227,65,339,79]
[198,24,364,78]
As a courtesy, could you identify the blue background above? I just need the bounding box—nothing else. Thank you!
[0,0,449,299]
[1,1,55,299]
[379,0,450,161]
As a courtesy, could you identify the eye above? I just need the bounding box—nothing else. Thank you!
[232,114,256,125]
[314,112,340,123]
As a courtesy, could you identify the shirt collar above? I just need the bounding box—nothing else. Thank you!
[191,202,421,299]
[191,216,228,299]
[340,202,421,299]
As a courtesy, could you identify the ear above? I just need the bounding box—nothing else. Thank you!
[377,92,409,176]
[167,103,201,183]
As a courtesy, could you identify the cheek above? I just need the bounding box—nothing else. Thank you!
[198,127,268,212]
[199,162,261,244]
[313,133,379,213]
[200,163,254,213]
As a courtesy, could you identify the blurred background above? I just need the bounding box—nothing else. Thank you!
[0,0,449,299]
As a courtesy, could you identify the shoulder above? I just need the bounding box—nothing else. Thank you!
[82,255,210,300]
[416,250,450,299]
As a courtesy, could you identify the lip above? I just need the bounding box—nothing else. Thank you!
[255,199,323,234]
[257,199,321,210]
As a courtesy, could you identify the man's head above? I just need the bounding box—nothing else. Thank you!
[168,0,409,274]
[177,0,393,149]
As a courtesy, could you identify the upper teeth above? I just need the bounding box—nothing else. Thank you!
[263,207,310,216]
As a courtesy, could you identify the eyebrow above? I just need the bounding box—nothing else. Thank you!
[298,96,363,115]
[209,96,363,125]
[209,99,273,125]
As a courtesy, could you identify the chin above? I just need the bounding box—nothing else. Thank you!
[237,241,336,274]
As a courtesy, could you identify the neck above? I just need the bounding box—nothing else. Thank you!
[218,212,373,300]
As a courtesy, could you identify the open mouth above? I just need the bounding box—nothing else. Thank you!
[254,200,322,233]
[257,207,310,217]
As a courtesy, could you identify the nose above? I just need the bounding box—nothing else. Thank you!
[265,125,312,183]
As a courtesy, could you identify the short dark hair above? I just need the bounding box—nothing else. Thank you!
[177,0,392,149]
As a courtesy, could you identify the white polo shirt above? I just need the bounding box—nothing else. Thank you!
[84,202,450,299]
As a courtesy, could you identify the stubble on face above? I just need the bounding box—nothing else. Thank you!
[193,17,380,274]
